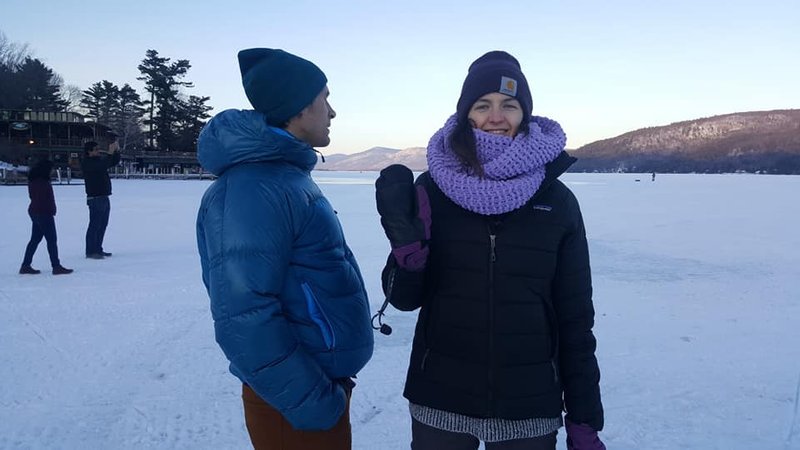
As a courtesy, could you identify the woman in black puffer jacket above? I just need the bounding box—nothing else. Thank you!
[375,51,604,450]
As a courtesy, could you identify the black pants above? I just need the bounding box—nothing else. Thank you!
[86,196,110,255]
[22,214,60,268]
[411,418,557,450]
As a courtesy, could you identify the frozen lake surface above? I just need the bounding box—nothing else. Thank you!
[1,172,799,449]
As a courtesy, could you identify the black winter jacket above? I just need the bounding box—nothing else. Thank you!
[382,152,603,431]
[81,152,120,197]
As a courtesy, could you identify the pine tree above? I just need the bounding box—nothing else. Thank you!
[81,81,146,149]
[114,84,146,150]
[81,80,119,125]
[0,61,18,108]
[0,57,67,111]
[136,49,193,150]
[175,95,212,151]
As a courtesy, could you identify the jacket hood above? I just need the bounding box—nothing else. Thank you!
[197,109,317,176]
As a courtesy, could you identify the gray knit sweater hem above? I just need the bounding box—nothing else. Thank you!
[409,403,563,443]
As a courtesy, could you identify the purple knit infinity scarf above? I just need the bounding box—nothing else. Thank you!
[426,114,566,215]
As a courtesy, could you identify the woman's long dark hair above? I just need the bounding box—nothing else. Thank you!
[448,114,531,178]
[448,119,482,177]
[27,159,53,182]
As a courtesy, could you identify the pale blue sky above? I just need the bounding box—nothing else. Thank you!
[3,0,798,154]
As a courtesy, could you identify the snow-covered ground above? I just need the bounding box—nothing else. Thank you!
[1,172,799,450]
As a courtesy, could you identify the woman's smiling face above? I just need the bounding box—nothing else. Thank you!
[467,92,524,137]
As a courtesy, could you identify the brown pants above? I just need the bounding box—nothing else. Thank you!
[242,384,351,450]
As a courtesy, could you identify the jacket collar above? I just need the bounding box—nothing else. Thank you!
[197,109,318,176]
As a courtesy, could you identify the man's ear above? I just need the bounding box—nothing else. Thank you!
[284,109,305,131]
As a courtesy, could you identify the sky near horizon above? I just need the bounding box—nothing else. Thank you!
[2,0,799,154]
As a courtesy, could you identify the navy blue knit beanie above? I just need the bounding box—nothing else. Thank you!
[456,51,532,123]
[238,48,327,126]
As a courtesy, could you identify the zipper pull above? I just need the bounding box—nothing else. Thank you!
[489,234,496,262]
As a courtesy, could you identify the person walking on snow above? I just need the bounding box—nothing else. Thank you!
[19,158,73,275]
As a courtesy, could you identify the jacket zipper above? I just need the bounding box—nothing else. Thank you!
[385,267,396,305]
[487,225,497,415]
[421,348,430,371]
[301,281,335,350]
[552,360,560,384]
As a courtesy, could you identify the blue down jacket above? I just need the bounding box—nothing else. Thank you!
[196,109,374,430]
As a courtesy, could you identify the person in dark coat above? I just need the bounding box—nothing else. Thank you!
[375,51,605,450]
[80,139,120,259]
[19,158,73,275]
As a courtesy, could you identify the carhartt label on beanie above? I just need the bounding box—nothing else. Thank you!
[499,76,518,97]
[238,48,327,126]
[456,51,532,121]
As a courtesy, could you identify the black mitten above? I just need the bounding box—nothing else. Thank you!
[376,165,431,271]
[375,164,423,247]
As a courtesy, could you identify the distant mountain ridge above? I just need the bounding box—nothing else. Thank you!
[319,146,427,171]
[317,109,800,174]
[570,109,800,174]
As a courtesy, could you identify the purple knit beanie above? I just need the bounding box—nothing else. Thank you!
[455,51,532,122]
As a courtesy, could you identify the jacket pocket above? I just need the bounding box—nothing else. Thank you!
[542,299,560,385]
[301,282,336,350]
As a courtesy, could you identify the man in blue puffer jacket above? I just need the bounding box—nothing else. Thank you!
[196,48,374,449]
